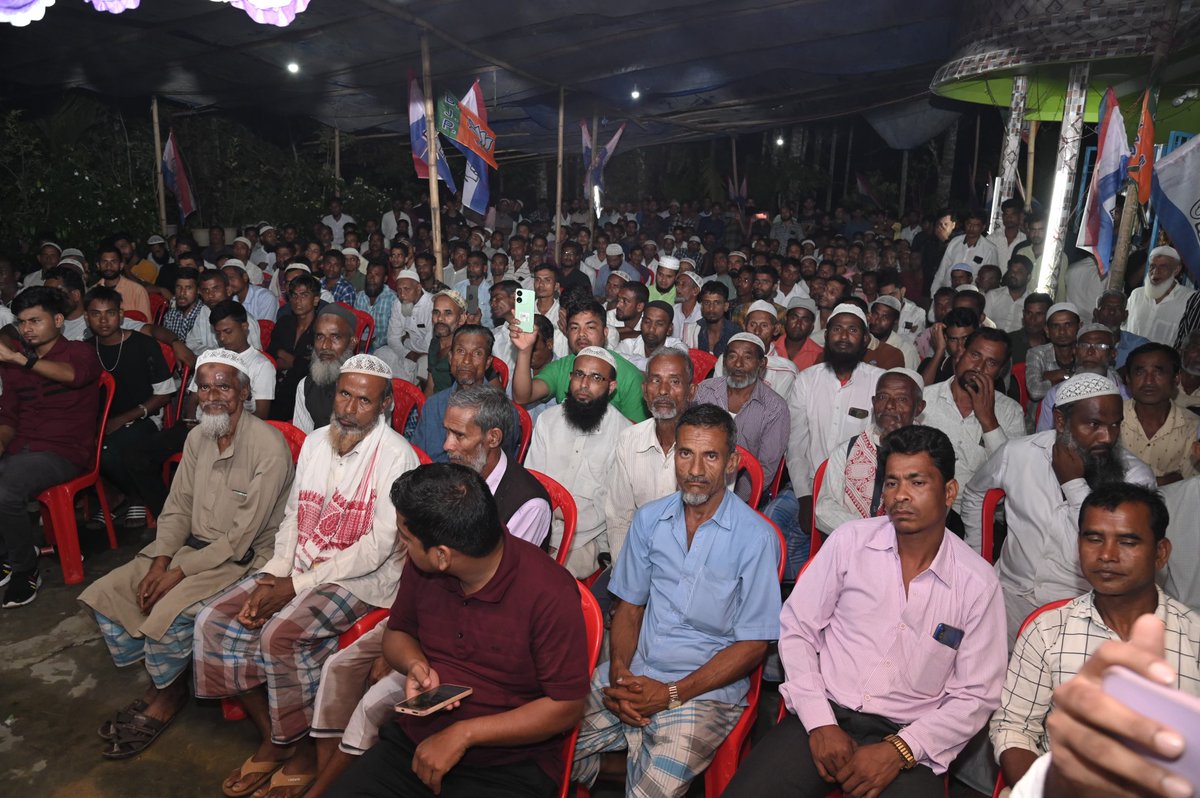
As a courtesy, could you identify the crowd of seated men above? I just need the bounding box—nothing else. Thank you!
[2,190,1199,798]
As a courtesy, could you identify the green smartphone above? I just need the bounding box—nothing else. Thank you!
[514,287,536,334]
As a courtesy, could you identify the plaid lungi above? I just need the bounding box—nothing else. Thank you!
[95,598,209,689]
[193,576,368,744]
[571,669,742,798]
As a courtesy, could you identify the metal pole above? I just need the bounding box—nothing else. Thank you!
[421,32,444,283]
[842,124,854,198]
[1024,120,1039,212]
[334,127,342,187]
[554,86,565,266]
[899,150,909,217]
[588,112,599,242]
[151,95,168,235]
[825,126,838,208]
[1036,63,1090,297]
[990,75,1028,234]
[970,110,981,193]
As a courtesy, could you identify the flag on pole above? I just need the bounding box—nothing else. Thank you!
[1128,89,1157,205]
[855,172,881,208]
[441,80,494,215]
[581,120,626,197]
[1076,88,1129,276]
[1150,134,1200,283]
[161,130,197,225]
[408,73,457,193]
[726,175,748,209]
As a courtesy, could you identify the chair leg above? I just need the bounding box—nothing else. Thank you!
[44,491,85,585]
[96,486,118,549]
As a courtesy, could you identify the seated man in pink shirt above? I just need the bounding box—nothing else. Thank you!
[724,424,1008,798]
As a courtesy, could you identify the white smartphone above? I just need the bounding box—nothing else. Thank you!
[1103,665,1200,787]
[514,288,536,334]
[393,684,473,717]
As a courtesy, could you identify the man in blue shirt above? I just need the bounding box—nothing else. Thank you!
[570,403,782,796]
[353,261,395,353]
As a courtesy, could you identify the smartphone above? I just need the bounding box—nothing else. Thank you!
[393,684,473,717]
[514,288,535,334]
[1103,665,1200,786]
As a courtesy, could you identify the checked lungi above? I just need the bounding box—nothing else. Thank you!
[94,597,212,689]
[193,576,368,744]
[571,670,742,798]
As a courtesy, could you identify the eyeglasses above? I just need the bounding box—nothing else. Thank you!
[872,393,914,408]
[570,369,608,384]
[1077,342,1114,352]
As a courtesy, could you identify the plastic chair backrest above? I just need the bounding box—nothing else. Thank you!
[391,378,427,433]
[149,292,168,324]
[412,444,433,465]
[981,488,1004,565]
[1011,362,1030,409]
[338,607,390,649]
[768,457,786,502]
[515,403,533,463]
[123,309,148,323]
[92,372,117,473]
[688,348,717,384]
[810,459,829,558]
[736,445,764,509]
[558,586,605,798]
[492,356,510,389]
[265,420,307,463]
[529,470,577,567]
[339,302,374,352]
[258,319,275,350]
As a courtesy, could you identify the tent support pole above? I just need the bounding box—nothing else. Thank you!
[842,124,854,198]
[1024,120,1039,212]
[334,127,342,187]
[898,150,909,217]
[588,112,599,242]
[151,95,167,235]
[826,125,838,208]
[421,32,444,283]
[554,87,565,266]
[990,75,1028,234]
[1036,62,1089,297]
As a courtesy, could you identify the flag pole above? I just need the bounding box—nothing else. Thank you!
[1024,121,1039,212]
[842,124,854,198]
[588,112,599,243]
[826,125,838,209]
[421,32,444,283]
[899,150,909,217]
[151,95,168,235]
[334,127,342,188]
[554,86,565,266]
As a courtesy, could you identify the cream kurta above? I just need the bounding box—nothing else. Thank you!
[79,414,294,640]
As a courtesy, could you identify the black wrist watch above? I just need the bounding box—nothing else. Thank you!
[22,352,38,370]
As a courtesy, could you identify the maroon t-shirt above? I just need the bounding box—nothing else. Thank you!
[388,535,589,781]
[0,337,102,470]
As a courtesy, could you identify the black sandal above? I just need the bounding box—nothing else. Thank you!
[100,709,177,759]
[97,698,149,741]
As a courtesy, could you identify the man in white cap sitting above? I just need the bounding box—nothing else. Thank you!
[961,372,1155,646]
[594,243,640,294]
[1025,302,1081,403]
[79,348,295,758]
[195,353,419,798]
[1125,246,1195,346]
[647,254,679,304]
[224,258,279,323]
[377,268,432,385]
[868,295,920,370]
[714,300,800,397]
[1034,323,1129,432]
[696,330,790,503]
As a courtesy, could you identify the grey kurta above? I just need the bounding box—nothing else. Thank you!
[79,413,294,640]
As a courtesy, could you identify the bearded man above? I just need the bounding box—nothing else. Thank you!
[293,305,358,433]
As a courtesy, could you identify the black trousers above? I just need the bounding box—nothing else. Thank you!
[123,422,190,516]
[100,418,158,500]
[722,705,944,798]
[326,723,558,798]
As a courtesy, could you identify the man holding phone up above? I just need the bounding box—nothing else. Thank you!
[327,463,589,798]
[725,425,1008,797]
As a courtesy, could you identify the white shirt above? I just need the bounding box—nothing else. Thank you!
[987,228,1027,268]
[786,362,884,493]
[186,304,263,356]
[932,234,1000,292]
[918,379,1026,512]
[603,419,680,560]
[775,282,810,306]
[984,286,1030,333]
[814,427,882,534]
[238,285,279,323]
[291,376,328,434]
[672,301,702,344]
[1064,257,1106,317]
[885,331,920,370]
[896,298,926,341]
[381,210,412,246]
[1160,477,1200,612]
[615,335,687,371]
[714,353,800,398]
[524,402,631,553]
[321,212,356,247]
[385,290,433,356]
[1124,281,1196,345]
[188,347,276,414]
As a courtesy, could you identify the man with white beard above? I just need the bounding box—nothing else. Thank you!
[292,306,357,433]
[377,269,432,385]
[195,354,419,798]
[79,349,295,758]
[1124,246,1196,346]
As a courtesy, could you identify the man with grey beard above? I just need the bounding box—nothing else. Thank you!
[194,354,419,798]
[292,305,358,433]
[80,349,294,758]
[962,373,1156,647]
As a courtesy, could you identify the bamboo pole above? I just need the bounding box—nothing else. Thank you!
[899,150,909,217]
[970,110,981,191]
[588,112,599,242]
[151,95,167,235]
[1024,120,1039,211]
[825,126,838,208]
[842,124,854,198]
[420,32,444,283]
[554,86,565,266]
[334,127,342,187]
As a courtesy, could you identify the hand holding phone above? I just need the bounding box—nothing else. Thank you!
[394,684,473,716]
[1103,666,1200,786]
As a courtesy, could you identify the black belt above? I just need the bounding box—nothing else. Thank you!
[185,534,255,566]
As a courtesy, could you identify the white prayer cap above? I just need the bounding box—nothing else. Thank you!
[196,348,250,377]
[1056,373,1121,406]
[61,247,84,259]
[662,233,677,242]
[643,240,659,250]
[679,257,696,268]
[222,258,247,272]
[607,271,629,283]
[340,354,393,379]
[950,262,974,274]
[747,299,779,319]
[871,295,902,313]
[575,346,616,370]
[259,224,276,234]
[57,258,84,273]
[882,367,924,391]
[728,250,748,261]
[435,289,467,310]
[39,241,62,252]
[1076,322,1115,340]
[1046,301,1081,320]
[147,235,167,245]
[283,262,312,275]
[605,243,625,256]
[233,236,254,248]
[727,331,767,353]
[657,256,680,271]
[800,255,818,264]
[678,271,704,289]
[1149,245,1181,262]
[800,239,816,247]
[955,284,983,295]
[829,302,868,327]
[395,268,421,284]
[688,235,701,244]
[341,247,362,259]
[787,296,818,316]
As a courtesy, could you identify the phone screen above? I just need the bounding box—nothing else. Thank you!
[397,685,471,712]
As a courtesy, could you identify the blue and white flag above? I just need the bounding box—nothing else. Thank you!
[1150,134,1200,283]
[444,80,491,215]
[581,119,626,197]
[1076,88,1129,276]
[408,73,457,193]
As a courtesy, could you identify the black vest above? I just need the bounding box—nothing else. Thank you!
[495,458,552,551]
[303,378,337,429]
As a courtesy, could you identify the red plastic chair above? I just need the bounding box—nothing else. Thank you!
[529,470,577,567]
[265,420,307,462]
[558,587,607,798]
[391,378,427,433]
[123,309,148,323]
[338,607,391,649]
[515,403,533,463]
[1011,362,1029,410]
[981,488,1004,565]
[991,598,1074,797]
[736,445,764,509]
[809,459,829,558]
[149,292,168,324]
[412,444,433,465]
[492,356,510,389]
[37,372,116,585]
[338,302,375,353]
[768,457,786,503]
[258,319,275,350]
[688,348,717,384]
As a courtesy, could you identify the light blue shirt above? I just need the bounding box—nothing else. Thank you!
[1116,329,1151,369]
[610,490,782,706]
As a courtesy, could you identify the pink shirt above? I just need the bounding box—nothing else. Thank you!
[779,516,1007,773]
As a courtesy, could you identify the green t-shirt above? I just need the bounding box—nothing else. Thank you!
[534,350,647,422]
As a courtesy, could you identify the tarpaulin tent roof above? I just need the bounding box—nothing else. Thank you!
[0,0,963,157]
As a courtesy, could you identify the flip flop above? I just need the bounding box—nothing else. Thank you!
[97,698,148,740]
[100,709,177,760]
[252,768,316,798]
[222,756,288,798]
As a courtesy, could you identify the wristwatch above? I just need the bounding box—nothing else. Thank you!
[884,734,916,770]
[22,352,37,370]
[666,682,683,710]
